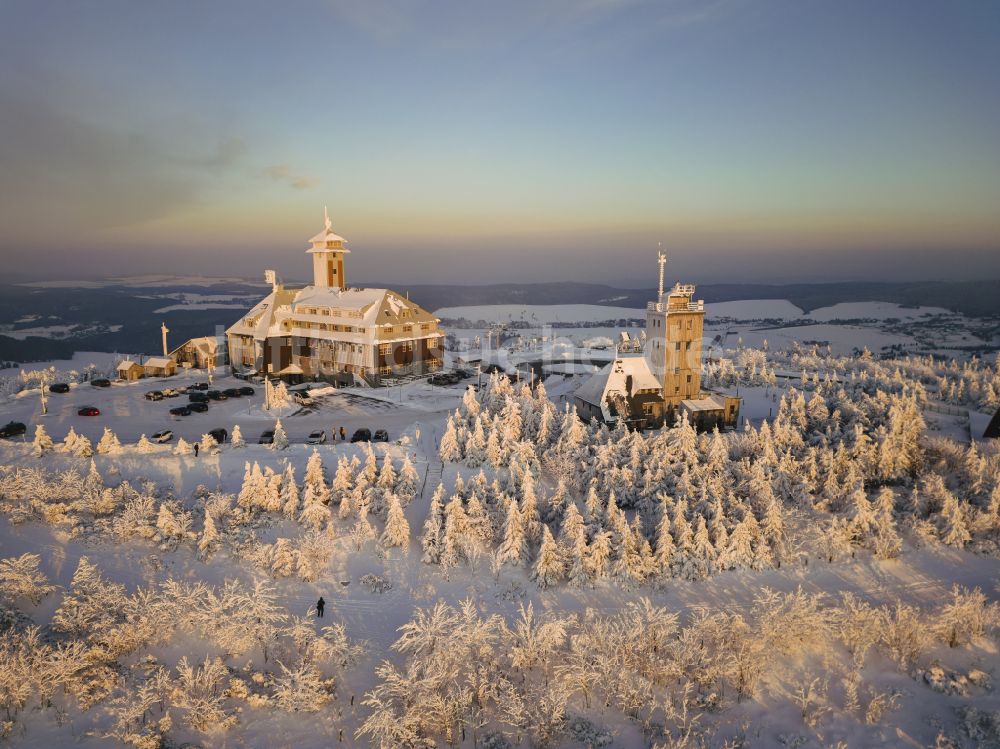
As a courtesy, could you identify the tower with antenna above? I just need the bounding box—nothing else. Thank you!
[645,248,705,411]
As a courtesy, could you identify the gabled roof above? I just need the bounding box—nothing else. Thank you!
[574,357,662,419]
[144,356,174,368]
[117,360,142,371]
[985,409,1000,439]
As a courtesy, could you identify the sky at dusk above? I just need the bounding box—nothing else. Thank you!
[1,0,998,287]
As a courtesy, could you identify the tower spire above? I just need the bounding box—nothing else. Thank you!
[323,205,332,232]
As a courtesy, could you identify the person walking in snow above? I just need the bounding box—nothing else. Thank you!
[339,426,346,441]
[316,597,325,617]
[194,442,200,457]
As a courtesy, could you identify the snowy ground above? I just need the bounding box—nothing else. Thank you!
[2,305,1000,749]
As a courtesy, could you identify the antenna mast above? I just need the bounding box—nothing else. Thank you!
[657,243,666,300]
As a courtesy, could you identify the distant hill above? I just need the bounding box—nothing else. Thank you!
[390,280,1000,319]
[0,277,997,363]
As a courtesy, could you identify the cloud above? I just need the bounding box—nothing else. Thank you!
[263,164,320,190]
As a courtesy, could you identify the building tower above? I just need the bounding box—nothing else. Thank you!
[307,207,350,289]
[645,251,705,410]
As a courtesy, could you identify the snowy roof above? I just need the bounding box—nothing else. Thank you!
[277,363,304,375]
[680,395,726,412]
[117,360,142,371]
[574,357,661,410]
[307,207,349,249]
[143,356,174,368]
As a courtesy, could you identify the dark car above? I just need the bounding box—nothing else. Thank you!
[206,390,228,401]
[208,428,228,444]
[223,388,242,398]
[350,428,372,443]
[145,390,164,401]
[188,392,209,403]
[152,430,173,442]
[188,382,209,391]
[48,382,70,393]
[169,405,191,416]
[90,378,111,388]
[373,429,389,442]
[0,421,27,439]
[78,406,100,416]
[258,430,274,444]
[188,402,209,413]
[239,386,255,396]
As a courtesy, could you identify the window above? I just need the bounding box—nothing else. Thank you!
[380,366,392,375]
[686,374,692,383]
[384,326,393,334]
[379,343,391,355]
[403,324,413,333]
[421,323,431,332]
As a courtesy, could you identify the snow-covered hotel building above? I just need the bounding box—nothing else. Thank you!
[574,253,740,431]
[226,211,444,385]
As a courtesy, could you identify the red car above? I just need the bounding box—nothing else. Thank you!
[78,406,100,416]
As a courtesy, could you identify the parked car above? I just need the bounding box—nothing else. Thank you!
[152,430,173,443]
[0,421,27,439]
[169,406,191,416]
[48,382,70,393]
[90,378,111,388]
[306,430,326,444]
[188,392,209,403]
[239,386,255,396]
[258,430,274,445]
[145,390,164,401]
[188,402,209,413]
[350,428,372,443]
[188,382,209,391]
[208,428,228,444]
[222,388,242,398]
[78,406,100,416]
[373,429,390,442]
[455,368,474,379]
[161,388,180,398]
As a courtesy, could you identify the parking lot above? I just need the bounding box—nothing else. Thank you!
[1,370,466,448]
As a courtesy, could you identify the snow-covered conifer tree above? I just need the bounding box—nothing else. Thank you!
[377,456,396,490]
[174,437,194,456]
[231,424,245,448]
[497,497,528,566]
[199,513,220,558]
[532,525,564,589]
[136,433,157,453]
[421,483,446,564]
[96,426,122,455]
[939,492,970,547]
[439,414,462,462]
[198,433,220,456]
[281,463,300,518]
[300,484,331,529]
[396,453,420,499]
[31,424,54,457]
[381,493,410,548]
[330,455,355,505]
[272,418,289,450]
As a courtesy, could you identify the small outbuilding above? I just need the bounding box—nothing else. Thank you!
[573,357,665,430]
[116,360,144,381]
[143,356,177,378]
[170,336,225,369]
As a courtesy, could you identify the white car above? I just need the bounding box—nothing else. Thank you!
[306,430,326,444]
[151,430,173,443]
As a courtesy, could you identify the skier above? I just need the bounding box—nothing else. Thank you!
[194,442,200,457]
[339,426,346,441]
[316,596,325,617]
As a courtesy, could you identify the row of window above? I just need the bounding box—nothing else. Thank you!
[298,306,363,319]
